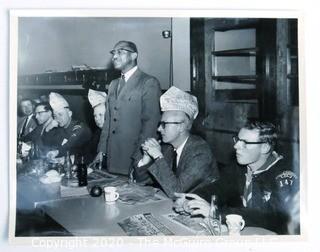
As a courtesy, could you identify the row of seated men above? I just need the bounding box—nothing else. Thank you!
[17,86,299,235]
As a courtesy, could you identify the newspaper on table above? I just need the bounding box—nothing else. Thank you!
[118,213,174,236]
[164,213,228,235]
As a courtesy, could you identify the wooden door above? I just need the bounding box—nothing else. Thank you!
[190,18,299,168]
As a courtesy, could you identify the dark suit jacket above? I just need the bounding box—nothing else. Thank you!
[21,123,62,157]
[17,115,38,139]
[55,120,92,157]
[133,135,219,198]
[98,68,161,176]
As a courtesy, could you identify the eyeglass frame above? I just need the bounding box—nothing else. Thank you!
[232,136,267,146]
[110,48,136,56]
[158,121,184,129]
[34,110,48,116]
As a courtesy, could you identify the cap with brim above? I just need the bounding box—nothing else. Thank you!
[160,86,199,120]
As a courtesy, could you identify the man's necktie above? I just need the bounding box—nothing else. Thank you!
[116,74,125,98]
[243,167,253,207]
[19,117,29,138]
[172,149,177,174]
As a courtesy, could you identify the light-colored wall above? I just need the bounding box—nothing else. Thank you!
[18,17,191,91]
[172,18,190,91]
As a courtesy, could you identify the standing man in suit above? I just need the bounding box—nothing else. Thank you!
[133,87,219,198]
[95,41,162,177]
[17,98,37,139]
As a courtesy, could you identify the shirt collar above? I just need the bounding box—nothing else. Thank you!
[248,151,284,176]
[25,114,33,124]
[122,66,138,82]
[175,136,189,166]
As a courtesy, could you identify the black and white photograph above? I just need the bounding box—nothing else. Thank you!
[8,12,303,242]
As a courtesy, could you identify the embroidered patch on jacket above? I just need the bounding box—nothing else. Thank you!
[276,170,298,187]
[262,191,272,202]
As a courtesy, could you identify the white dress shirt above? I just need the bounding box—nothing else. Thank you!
[122,65,138,82]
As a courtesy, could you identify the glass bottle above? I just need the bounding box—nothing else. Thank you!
[98,153,103,170]
[65,151,72,179]
[77,156,88,187]
[34,143,41,159]
[208,195,221,235]
[29,142,35,160]
[209,195,218,219]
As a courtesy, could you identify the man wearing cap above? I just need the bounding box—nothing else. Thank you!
[85,89,107,163]
[46,92,92,159]
[133,87,218,198]
[95,40,161,176]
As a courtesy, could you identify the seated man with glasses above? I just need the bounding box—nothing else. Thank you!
[19,101,60,158]
[174,120,299,234]
[133,86,219,198]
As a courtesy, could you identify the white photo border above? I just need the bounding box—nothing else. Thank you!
[8,8,307,247]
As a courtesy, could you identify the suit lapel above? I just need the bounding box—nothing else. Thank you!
[109,79,119,100]
[176,136,193,174]
[118,69,141,100]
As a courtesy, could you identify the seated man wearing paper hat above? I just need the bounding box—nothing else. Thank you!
[84,89,107,163]
[46,92,92,160]
[133,86,219,198]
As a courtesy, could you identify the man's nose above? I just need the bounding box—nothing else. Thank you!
[234,141,241,150]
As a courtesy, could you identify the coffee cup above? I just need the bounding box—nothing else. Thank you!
[104,186,119,204]
[226,214,245,236]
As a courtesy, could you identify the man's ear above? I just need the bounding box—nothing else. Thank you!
[261,143,271,154]
[68,110,72,118]
[131,52,138,61]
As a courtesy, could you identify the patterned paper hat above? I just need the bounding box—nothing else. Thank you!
[160,86,199,120]
[88,89,107,108]
[49,92,69,112]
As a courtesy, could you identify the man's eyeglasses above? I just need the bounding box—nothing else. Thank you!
[110,48,135,56]
[34,110,48,116]
[232,136,266,145]
[159,121,184,128]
